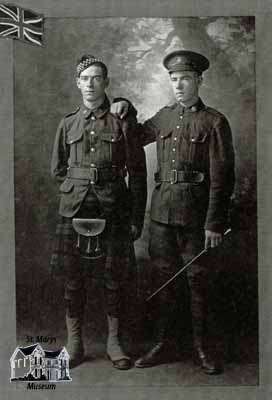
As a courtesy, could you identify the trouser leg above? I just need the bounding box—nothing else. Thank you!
[185,231,222,374]
[186,261,208,350]
[135,221,179,368]
[182,229,208,346]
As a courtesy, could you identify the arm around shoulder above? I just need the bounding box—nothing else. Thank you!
[122,115,147,236]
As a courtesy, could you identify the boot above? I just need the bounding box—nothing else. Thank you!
[193,337,222,375]
[188,267,222,374]
[66,315,84,369]
[134,316,168,368]
[191,299,222,374]
[135,285,173,369]
[106,315,131,370]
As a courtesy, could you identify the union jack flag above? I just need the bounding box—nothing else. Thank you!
[0,3,43,46]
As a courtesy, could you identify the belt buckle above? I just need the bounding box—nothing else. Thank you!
[90,167,98,184]
[192,170,204,183]
[170,169,178,184]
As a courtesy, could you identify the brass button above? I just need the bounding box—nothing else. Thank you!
[91,115,96,120]
[90,131,95,135]
[174,137,177,141]
[176,125,180,129]
[91,148,96,152]
[172,148,176,152]
[180,115,183,119]
[90,163,96,167]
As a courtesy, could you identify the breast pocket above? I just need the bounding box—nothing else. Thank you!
[100,131,124,162]
[157,130,173,163]
[190,131,209,163]
[191,131,208,143]
[66,129,84,164]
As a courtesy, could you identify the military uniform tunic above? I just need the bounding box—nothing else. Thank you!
[141,98,235,232]
[138,98,235,334]
[51,96,147,229]
[51,96,147,316]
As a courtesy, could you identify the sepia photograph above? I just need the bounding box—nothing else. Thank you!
[15,14,257,383]
[0,1,271,399]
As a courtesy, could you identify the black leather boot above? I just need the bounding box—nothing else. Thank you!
[134,316,168,368]
[191,306,223,374]
[193,342,222,375]
[188,264,223,374]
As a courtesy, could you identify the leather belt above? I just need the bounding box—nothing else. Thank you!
[67,166,127,184]
[154,169,205,184]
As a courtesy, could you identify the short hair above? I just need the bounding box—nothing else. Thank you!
[76,54,108,78]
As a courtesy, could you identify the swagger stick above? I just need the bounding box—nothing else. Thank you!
[146,228,232,302]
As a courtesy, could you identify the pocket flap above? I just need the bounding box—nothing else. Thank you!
[191,132,208,143]
[66,129,83,144]
[159,130,173,140]
[59,179,74,193]
[101,132,123,142]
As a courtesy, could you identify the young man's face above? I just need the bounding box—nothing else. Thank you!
[169,70,202,105]
[76,64,109,103]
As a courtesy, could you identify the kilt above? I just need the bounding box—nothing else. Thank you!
[50,214,136,279]
[50,184,138,315]
[50,213,137,314]
[50,215,77,276]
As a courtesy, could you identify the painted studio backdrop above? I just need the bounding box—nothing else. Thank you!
[14,17,257,366]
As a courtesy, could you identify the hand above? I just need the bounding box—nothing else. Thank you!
[110,101,129,119]
[205,230,223,249]
[131,225,140,241]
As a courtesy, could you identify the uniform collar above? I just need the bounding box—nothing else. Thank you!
[176,97,206,114]
[81,95,110,119]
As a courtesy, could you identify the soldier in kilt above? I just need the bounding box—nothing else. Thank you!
[50,54,147,370]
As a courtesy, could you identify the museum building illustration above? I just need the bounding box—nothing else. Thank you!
[10,343,71,381]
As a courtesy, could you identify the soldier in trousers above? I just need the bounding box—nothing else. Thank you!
[112,50,235,374]
[50,54,147,370]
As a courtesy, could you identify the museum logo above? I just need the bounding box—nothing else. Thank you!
[10,343,71,383]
